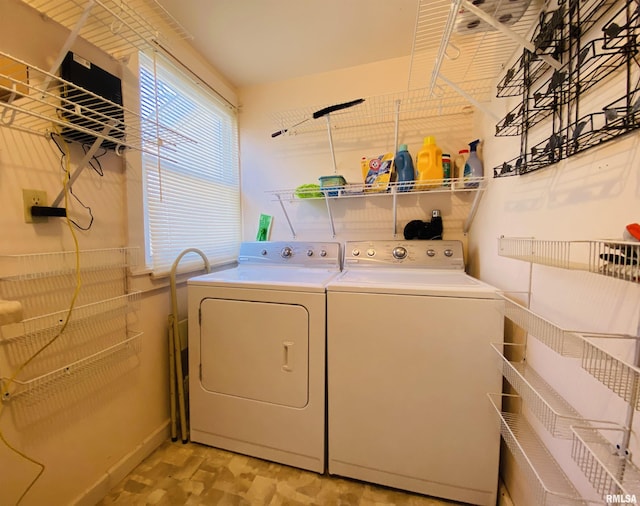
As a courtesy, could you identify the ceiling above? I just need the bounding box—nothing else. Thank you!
[155,0,421,88]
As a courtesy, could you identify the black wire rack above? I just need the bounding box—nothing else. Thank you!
[494,0,640,177]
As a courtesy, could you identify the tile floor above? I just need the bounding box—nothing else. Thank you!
[97,439,464,506]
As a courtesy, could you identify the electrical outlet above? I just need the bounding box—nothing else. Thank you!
[23,189,48,223]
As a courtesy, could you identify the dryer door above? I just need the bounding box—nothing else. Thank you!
[199,298,309,408]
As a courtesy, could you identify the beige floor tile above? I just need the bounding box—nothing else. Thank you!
[97,440,465,506]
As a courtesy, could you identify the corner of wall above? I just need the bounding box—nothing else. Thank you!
[72,420,170,506]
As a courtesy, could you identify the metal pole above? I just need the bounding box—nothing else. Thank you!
[51,121,116,207]
[275,194,296,238]
[324,194,336,238]
[325,115,338,174]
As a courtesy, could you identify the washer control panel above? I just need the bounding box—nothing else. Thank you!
[345,240,464,270]
[239,241,341,267]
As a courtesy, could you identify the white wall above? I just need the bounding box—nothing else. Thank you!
[238,57,478,244]
[0,2,236,505]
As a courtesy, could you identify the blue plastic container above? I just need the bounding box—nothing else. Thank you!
[394,144,415,192]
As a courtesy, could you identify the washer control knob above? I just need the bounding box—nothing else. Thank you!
[307,249,314,256]
[444,249,454,257]
[281,247,293,258]
[367,248,376,257]
[426,249,436,257]
[320,250,327,257]
[261,249,268,256]
[392,246,407,259]
[352,249,360,257]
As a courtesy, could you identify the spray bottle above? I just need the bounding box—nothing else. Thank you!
[463,140,483,188]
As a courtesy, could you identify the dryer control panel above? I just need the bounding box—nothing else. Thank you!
[344,240,464,270]
[238,241,341,268]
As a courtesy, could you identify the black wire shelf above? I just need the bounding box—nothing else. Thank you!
[494,93,640,177]
[493,0,640,178]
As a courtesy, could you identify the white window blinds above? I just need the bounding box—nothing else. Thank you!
[139,52,241,274]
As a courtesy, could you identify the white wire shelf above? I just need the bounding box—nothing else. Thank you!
[267,177,487,238]
[20,0,192,59]
[498,237,640,283]
[502,296,640,406]
[413,0,547,92]
[270,82,493,138]
[268,177,487,202]
[0,51,193,155]
[571,425,640,500]
[489,393,598,505]
[0,247,138,281]
[0,291,141,343]
[1,330,142,404]
[492,343,619,439]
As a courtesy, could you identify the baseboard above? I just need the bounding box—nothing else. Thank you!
[72,419,170,506]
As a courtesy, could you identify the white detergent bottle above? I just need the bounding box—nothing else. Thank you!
[463,139,483,188]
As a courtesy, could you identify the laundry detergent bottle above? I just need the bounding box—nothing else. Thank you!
[415,136,443,189]
[394,144,415,192]
[463,139,483,188]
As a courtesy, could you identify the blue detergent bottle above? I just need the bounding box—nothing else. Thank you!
[463,139,483,188]
[394,144,415,192]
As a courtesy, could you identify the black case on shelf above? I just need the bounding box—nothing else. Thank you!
[59,52,125,150]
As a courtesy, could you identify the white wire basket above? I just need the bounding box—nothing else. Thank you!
[0,291,141,343]
[492,343,619,439]
[580,337,640,408]
[1,330,142,404]
[501,295,640,407]
[0,247,138,281]
[502,296,585,357]
[571,425,640,500]
[488,393,600,505]
[498,237,640,283]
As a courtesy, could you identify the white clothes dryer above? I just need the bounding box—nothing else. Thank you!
[327,240,504,505]
[188,241,341,473]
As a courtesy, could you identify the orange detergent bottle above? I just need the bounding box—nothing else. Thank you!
[415,136,443,189]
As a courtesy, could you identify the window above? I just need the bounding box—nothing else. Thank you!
[138,51,241,274]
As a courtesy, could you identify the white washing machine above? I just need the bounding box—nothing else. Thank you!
[188,241,341,473]
[327,240,504,505]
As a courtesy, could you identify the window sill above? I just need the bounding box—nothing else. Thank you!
[128,261,236,294]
